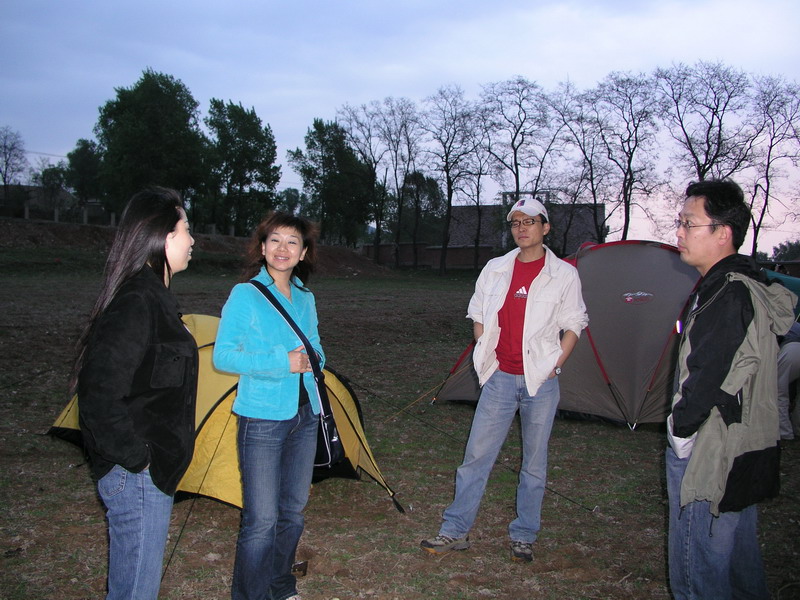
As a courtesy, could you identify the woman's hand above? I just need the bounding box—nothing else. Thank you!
[288,345,312,373]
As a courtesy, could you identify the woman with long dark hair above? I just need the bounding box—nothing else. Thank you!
[72,186,198,600]
[213,212,323,600]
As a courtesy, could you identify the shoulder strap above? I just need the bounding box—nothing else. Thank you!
[248,279,322,378]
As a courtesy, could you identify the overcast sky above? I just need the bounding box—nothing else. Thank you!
[3,0,799,245]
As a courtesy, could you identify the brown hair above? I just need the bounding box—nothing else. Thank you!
[241,211,319,287]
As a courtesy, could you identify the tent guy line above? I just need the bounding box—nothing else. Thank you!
[346,377,599,514]
[161,409,233,584]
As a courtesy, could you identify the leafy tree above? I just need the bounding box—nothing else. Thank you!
[772,239,800,261]
[398,170,445,267]
[204,99,281,235]
[94,68,207,213]
[275,187,308,214]
[65,138,102,206]
[30,158,68,215]
[288,119,372,246]
[0,126,29,200]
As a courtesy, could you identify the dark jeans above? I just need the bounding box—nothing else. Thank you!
[666,446,769,600]
[232,403,318,600]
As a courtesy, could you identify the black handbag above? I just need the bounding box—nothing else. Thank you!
[249,280,345,468]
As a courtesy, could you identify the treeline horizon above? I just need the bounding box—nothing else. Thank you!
[2,59,798,268]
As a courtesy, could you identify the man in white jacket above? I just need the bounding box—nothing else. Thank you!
[421,198,588,562]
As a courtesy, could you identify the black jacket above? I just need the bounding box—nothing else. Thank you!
[671,254,762,435]
[670,254,796,513]
[77,268,198,495]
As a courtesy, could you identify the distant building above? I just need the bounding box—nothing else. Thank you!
[544,201,608,256]
[362,192,607,270]
[448,203,510,249]
[450,192,606,258]
[1,184,75,218]
[0,184,107,223]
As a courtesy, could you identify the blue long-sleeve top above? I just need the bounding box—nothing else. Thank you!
[213,266,325,420]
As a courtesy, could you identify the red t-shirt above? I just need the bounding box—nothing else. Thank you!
[496,256,545,374]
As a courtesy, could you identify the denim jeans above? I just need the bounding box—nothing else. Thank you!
[440,370,560,544]
[666,446,770,600]
[97,464,173,600]
[232,403,318,600]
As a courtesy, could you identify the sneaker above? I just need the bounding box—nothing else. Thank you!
[510,540,533,562]
[420,534,470,554]
[283,595,302,600]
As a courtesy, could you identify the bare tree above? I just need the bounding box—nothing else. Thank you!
[0,126,29,201]
[744,75,800,256]
[590,71,661,239]
[480,76,565,203]
[549,81,618,244]
[547,169,591,256]
[337,101,391,261]
[420,85,480,274]
[375,97,422,268]
[462,123,494,272]
[655,61,758,181]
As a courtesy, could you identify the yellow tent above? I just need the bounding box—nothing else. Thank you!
[51,314,402,511]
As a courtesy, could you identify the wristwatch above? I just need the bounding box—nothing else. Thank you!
[554,367,562,376]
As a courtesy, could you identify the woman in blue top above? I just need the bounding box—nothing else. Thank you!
[214,212,324,600]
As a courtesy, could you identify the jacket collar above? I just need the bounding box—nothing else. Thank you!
[696,253,765,303]
[132,267,181,313]
[495,245,557,274]
[253,265,305,290]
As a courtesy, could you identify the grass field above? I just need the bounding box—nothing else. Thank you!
[1,236,798,600]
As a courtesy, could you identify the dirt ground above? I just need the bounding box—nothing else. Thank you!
[1,218,798,600]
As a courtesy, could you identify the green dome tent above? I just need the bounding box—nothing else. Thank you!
[434,241,701,428]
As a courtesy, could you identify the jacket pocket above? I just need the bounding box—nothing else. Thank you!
[150,342,195,388]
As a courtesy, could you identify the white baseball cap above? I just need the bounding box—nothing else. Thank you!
[506,198,548,221]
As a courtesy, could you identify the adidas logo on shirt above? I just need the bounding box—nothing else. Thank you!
[514,285,528,299]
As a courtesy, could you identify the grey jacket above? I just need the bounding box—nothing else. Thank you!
[671,257,796,515]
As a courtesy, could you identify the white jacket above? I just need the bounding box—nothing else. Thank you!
[468,246,588,396]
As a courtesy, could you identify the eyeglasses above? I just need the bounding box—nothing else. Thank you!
[673,219,720,231]
[509,218,543,228]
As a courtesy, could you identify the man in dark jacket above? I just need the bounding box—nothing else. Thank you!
[666,179,796,600]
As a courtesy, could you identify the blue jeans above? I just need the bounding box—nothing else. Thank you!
[97,464,173,600]
[440,370,560,544]
[232,403,318,600]
[666,446,770,600]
